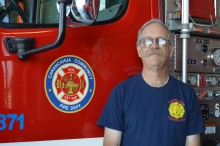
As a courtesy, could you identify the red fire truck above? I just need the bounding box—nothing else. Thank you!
[0,0,220,145]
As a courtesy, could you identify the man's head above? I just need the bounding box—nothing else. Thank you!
[137,19,174,47]
[136,19,174,70]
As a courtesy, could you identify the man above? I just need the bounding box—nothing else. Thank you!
[97,19,205,146]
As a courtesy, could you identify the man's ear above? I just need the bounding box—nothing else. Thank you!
[137,46,141,57]
[169,44,174,58]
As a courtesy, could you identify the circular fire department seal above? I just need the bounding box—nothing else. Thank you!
[44,55,95,113]
[168,101,185,119]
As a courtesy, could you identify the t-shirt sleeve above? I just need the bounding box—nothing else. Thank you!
[186,90,205,135]
[97,86,124,131]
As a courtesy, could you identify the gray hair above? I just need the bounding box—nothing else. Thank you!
[136,19,173,46]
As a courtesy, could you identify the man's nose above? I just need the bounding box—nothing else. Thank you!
[150,39,158,49]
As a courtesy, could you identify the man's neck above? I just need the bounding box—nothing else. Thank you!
[141,69,169,87]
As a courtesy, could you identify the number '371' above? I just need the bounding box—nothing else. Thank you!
[0,114,24,130]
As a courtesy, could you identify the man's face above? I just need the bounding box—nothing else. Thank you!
[89,43,106,73]
[137,23,174,69]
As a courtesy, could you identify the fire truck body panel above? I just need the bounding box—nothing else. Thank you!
[0,0,160,144]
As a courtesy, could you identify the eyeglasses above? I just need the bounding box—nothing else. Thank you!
[139,37,169,48]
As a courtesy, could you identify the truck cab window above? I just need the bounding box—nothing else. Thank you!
[0,0,126,27]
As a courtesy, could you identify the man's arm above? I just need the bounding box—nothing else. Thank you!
[103,127,122,146]
[185,134,200,146]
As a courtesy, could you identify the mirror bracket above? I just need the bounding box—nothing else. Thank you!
[4,38,36,60]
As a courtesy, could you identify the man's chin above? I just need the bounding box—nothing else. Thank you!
[145,56,165,64]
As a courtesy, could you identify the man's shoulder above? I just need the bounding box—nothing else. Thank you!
[118,73,139,85]
[170,75,195,92]
[113,73,140,90]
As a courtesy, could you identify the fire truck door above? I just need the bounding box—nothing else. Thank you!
[0,0,160,145]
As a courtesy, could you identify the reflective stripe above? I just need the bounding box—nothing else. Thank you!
[1,137,103,146]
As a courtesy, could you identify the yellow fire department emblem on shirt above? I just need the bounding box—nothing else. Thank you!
[168,101,185,119]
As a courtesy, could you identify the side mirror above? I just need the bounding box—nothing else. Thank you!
[4,0,100,60]
[57,0,99,26]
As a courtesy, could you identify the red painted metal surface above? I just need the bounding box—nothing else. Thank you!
[0,0,159,143]
[190,0,216,20]
[150,0,160,19]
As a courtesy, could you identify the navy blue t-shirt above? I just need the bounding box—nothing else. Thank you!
[97,73,205,146]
